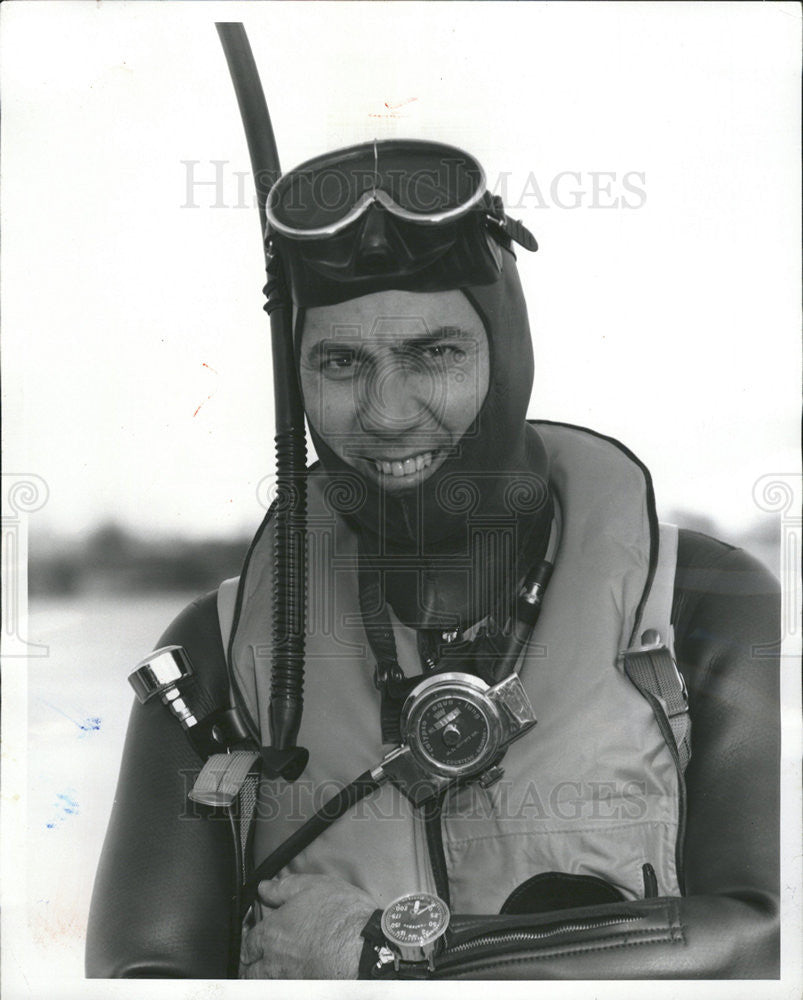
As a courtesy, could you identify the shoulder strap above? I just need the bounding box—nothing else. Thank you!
[622,523,691,773]
[186,576,261,812]
[641,523,678,653]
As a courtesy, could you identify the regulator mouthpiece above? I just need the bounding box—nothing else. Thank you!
[260,747,310,782]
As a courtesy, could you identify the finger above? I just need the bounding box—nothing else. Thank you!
[239,926,264,967]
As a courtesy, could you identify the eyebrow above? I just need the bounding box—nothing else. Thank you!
[304,326,472,365]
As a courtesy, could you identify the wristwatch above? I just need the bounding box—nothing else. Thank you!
[361,891,450,975]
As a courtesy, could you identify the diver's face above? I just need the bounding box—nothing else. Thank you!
[299,289,489,491]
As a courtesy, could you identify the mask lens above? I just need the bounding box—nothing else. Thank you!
[272,154,373,230]
[268,140,485,233]
[375,146,482,215]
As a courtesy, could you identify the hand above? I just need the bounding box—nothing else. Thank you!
[239,873,377,979]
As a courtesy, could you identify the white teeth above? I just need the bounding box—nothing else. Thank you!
[373,451,435,477]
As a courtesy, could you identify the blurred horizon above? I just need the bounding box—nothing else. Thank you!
[28,507,781,600]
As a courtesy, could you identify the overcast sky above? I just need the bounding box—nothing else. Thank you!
[2,1,800,542]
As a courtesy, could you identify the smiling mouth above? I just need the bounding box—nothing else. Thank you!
[371,450,437,479]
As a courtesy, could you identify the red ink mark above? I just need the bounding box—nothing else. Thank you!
[193,393,215,417]
[370,97,418,119]
[384,98,417,110]
[194,364,219,416]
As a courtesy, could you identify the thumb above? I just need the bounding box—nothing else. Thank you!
[257,874,309,907]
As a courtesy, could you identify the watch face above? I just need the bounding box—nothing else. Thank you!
[381,892,450,948]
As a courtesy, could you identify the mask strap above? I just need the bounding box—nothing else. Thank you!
[483,193,539,253]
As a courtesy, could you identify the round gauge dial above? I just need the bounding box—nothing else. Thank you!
[414,693,493,769]
[381,892,450,949]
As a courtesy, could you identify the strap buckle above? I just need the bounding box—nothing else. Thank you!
[619,627,665,657]
[620,630,688,707]
[620,630,691,772]
[627,625,689,719]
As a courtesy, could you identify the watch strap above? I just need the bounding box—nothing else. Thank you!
[358,909,386,979]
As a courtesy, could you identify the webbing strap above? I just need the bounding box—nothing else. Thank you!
[189,750,261,808]
[357,562,412,744]
[622,523,691,773]
[237,773,259,882]
[623,646,691,772]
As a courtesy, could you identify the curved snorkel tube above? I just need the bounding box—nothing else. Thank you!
[216,23,308,781]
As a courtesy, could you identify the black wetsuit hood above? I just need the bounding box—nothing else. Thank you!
[296,251,551,628]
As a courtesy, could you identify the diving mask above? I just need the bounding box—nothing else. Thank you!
[266,138,537,306]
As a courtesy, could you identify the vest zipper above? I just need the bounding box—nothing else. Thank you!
[641,689,687,893]
[437,914,640,965]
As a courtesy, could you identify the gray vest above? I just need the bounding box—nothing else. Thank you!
[221,424,683,912]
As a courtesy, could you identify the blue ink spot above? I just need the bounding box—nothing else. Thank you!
[78,716,102,737]
[46,789,79,829]
[56,792,79,814]
[40,700,102,737]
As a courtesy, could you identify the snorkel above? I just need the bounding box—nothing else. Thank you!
[216,22,541,780]
[216,23,309,781]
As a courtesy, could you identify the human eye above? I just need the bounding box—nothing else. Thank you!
[320,345,359,378]
[419,342,467,364]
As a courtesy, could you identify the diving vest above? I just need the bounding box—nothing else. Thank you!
[222,423,685,913]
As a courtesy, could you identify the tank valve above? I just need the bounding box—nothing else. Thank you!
[128,644,197,728]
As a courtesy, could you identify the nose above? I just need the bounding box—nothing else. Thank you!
[355,350,443,435]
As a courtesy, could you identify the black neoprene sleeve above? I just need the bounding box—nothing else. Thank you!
[85,595,237,978]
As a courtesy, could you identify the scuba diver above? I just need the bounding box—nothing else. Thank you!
[86,31,780,981]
